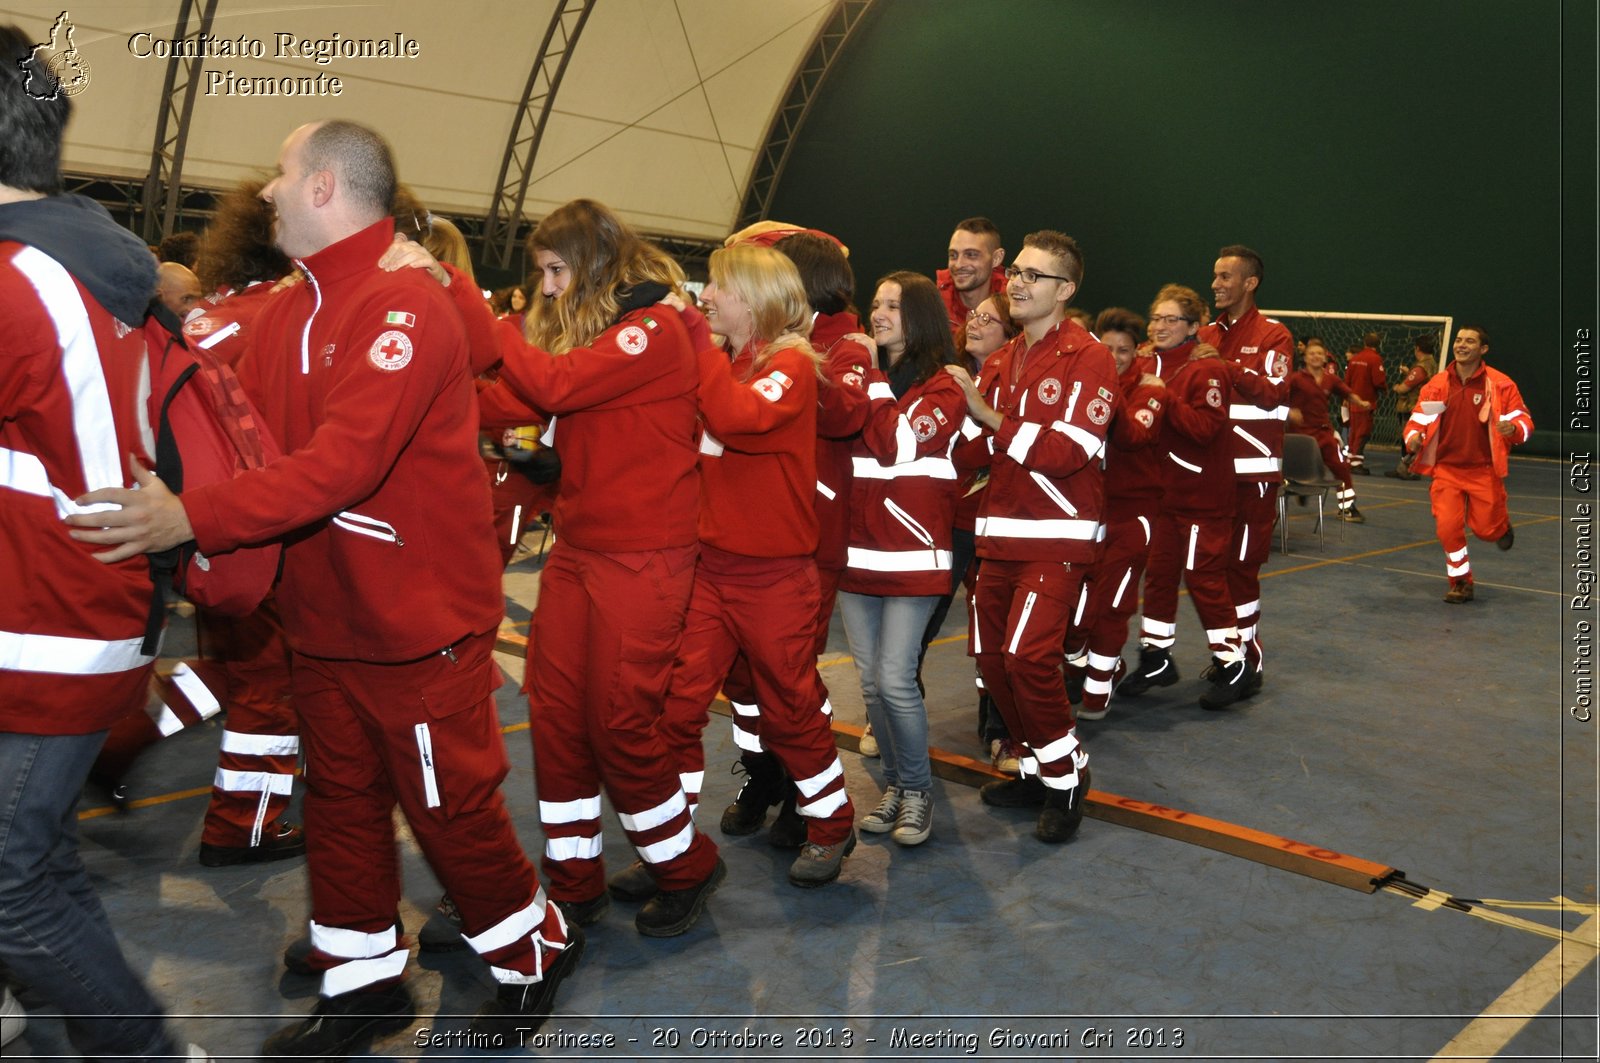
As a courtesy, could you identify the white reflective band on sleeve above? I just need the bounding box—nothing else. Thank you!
[960,415,984,440]
[1032,730,1081,766]
[815,479,836,501]
[730,700,759,717]
[847,546,952,573]
[618,791,687,833]
[1110,566,1133,609]
[214,767,296,794]
[1232,426,1274,457]
[463,893,544,954]
[539,415,558,446]
[332,510,400,543]
[1185,522,1200,571]
[1500,410,1527,421]
[1008,591,1038,656]
[1142,619,1177,637]
[194,320,241,350]
[1447,560,1472,577]
[893,416,919,465]
[545,834,603,861]
[1028,470,1079,517]
[169,662,222,719]
[866,381,894,400]
[732,727,765,752]
[1233,457,1280,475]
[1229,404,1289,421]
[13,248,124,502]
[699,430,725,457]
[679,770,704,795]
[975,516,1099,541]
[798,787,848,819]
[0,446,108,517]
[850,454,957,480]
[636,823,694,865]
[153,703,186,736]
[0,630,155,676]
[311,921,398,959]
[1169,453,1203,474]
[413,723,440,808]
[1447,546,1469,562]
[320,951,408,997]
[794,757,843,799]
[1057,420,1106,460]
[1007,421,1042,463]
[539,795,602,824]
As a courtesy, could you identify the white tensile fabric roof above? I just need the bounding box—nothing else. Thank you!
[18,0,836,239]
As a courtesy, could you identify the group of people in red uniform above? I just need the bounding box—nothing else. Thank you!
[3,53,1536,1054]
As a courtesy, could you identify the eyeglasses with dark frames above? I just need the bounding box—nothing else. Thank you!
[1004,265,1071,284]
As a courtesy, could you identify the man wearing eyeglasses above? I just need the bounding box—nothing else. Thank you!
[939,216,1006,340]
[1197,245,1293,702]
[946,231,1118,844]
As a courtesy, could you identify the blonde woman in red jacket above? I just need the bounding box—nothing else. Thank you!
[656,243,858,888]
[840,272,966,846]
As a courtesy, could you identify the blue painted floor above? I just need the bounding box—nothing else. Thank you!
[5,451,1594,1061]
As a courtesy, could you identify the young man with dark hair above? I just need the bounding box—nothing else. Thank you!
[946,230,1118,842]
[1200,245,1292,699]
[939,216,1006,337]
[1343,330,1387,473]
[69,120,582,1056]
[0,21,203,1060]
[1402,326,1531,603]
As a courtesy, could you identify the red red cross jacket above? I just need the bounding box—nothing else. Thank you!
[1344,347,1387,402]
[182,219,503,662]
[811,311,873,571]
[1154,341,1234,518]
[840,368,966,597]
[1198,306,1292,484]
[1287,367,1353,433]
[952,319,1120,563]
[449,279,702,555]
[1,240,156,733]
[181,281,280,367]
[1105,355,1167,514]
[696,341,820,559]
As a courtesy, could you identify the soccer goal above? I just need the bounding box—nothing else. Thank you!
[1261,309,1453,449]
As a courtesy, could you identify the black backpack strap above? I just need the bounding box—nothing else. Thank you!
[140,302,197,655]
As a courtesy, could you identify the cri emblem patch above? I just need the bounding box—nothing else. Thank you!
[617,325,649,355]
[1037,377,1062,405]
[369,330,413,372]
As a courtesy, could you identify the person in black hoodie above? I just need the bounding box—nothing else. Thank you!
[0,21,205,1061]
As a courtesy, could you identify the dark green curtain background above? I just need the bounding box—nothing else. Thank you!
[766,0,1594,455]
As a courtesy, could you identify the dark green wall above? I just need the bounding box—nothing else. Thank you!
[769,0,1594,455]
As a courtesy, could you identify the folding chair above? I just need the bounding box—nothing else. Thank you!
[1278,433,1343,551]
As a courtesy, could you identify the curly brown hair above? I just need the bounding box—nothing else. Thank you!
[195,179,291,292]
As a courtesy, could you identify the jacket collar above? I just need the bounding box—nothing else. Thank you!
[295,217,395,288]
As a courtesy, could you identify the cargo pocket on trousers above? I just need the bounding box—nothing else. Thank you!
[414,659,505,813]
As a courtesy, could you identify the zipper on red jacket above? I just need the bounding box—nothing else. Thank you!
[294,260,323,376]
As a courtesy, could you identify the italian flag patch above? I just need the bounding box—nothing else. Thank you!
[386,311,416,327]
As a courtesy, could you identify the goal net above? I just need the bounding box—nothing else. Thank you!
[1261,309,1453,449]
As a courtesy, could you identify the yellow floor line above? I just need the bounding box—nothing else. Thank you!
[1427,912,1600,1062]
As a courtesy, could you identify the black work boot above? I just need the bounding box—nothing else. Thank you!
[1199,656,1251,711]
[1115,645,1179,697]
[718,753,786,836]
[766,791,808,849]
[1035,767,1091,843]
[635,858,726,937]
[470,926,586,1037]
[262,983,414,1060]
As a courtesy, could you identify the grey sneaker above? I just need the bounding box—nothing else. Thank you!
[860,787,900,834]
[892,789,932,846]
[788,831,857,888]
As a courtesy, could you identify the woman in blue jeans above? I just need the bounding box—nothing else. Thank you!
[838,273,966,845]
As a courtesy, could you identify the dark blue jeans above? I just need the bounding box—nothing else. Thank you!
[0,730,177,1061]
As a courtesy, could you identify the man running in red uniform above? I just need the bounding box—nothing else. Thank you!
[1402,325,1531,603]
[1287,338,1369,522]
[1342,331,1386,474]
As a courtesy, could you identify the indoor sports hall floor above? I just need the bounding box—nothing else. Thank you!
[8,451,1594,1062]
